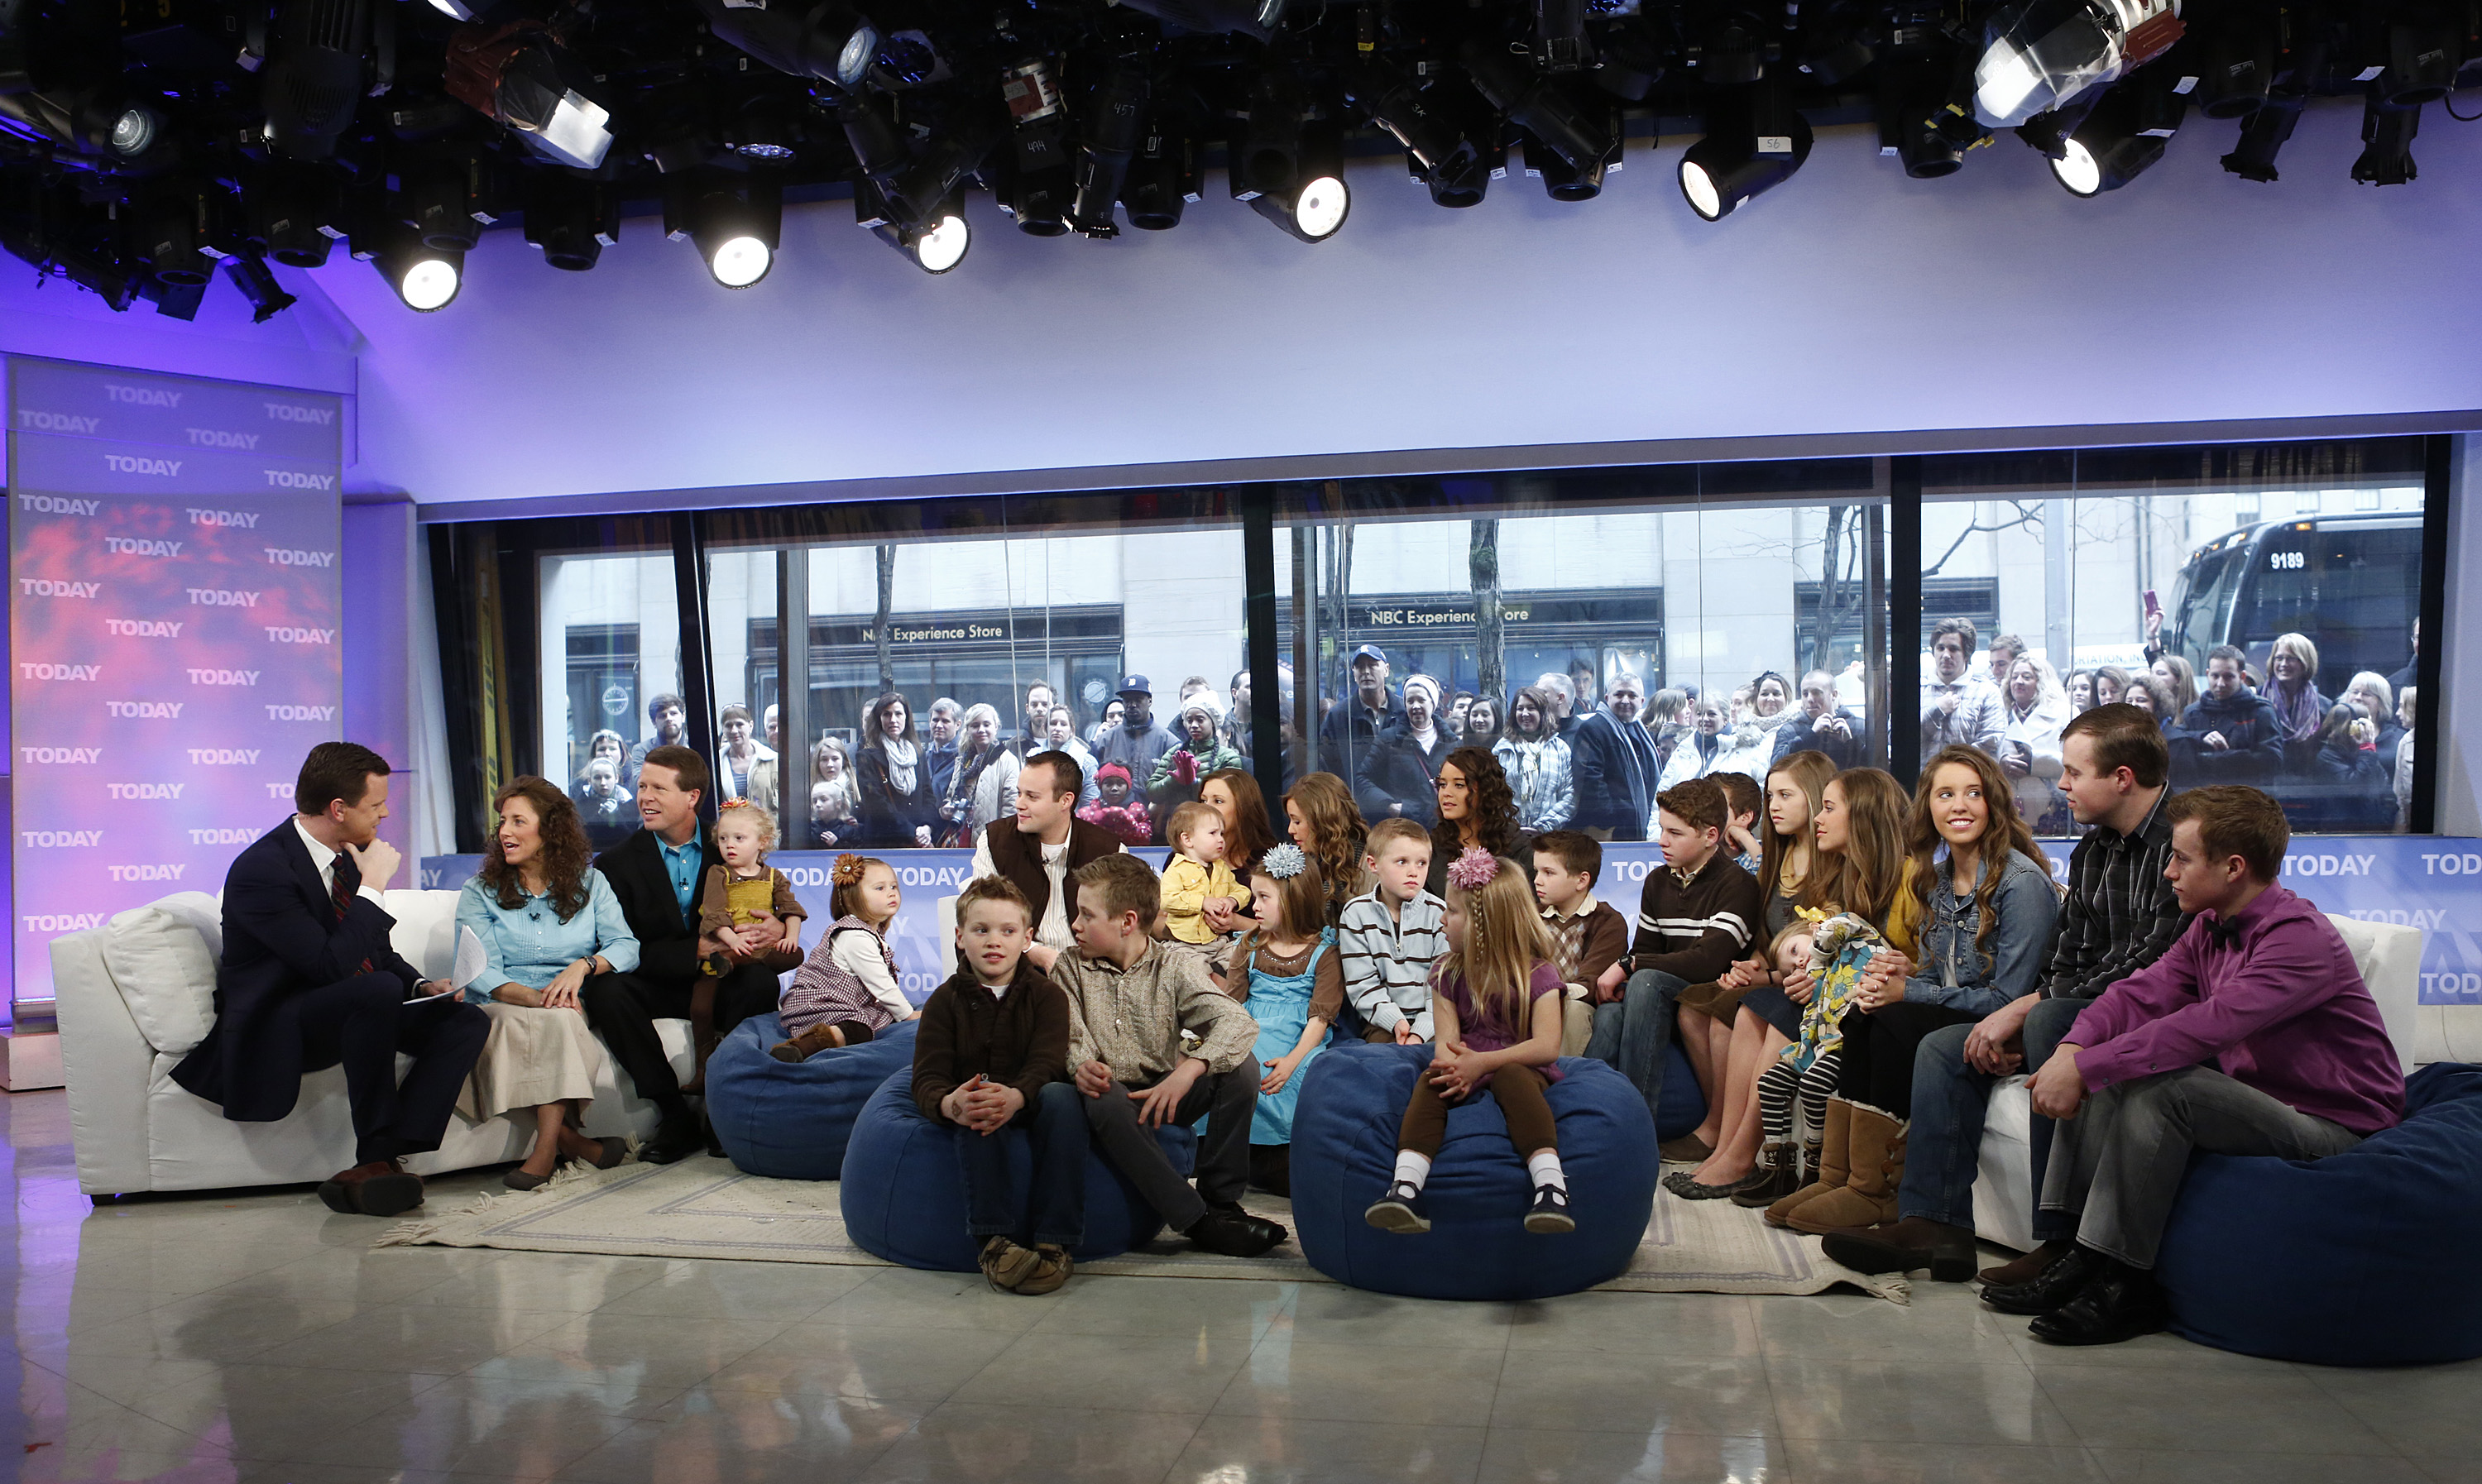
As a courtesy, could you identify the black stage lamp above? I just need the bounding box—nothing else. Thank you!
[222,252,297,323]
[999,57,1073,236]
[2379,11,2464,105]
[2220,93,2303,180]
[132,189,213,286]
[250,170,343,268]
[261,0,387,161]
[1349,63,1488,206]
[361,226,461,311]
[1521,115,1617,201]
[2193,4,2278,119]
[1069,54,1151,237]
[836,93,910,184]
[1120,122,1197,229]
[856,177,969,271]
[1463,40,1614,179]
[692,0,879,89]
[2047,77,2179,195]
[669,175,781,288]
[1537,0,1591,72]
[525,175,616,271]
[1679,84,1814,220]
[2352,89,2422,184]
[1232,74,1349,242]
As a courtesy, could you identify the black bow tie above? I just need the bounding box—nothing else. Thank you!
[2206,917,2245,952]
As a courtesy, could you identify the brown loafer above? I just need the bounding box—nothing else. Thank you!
[1980,1239,2072,1287]
[318,1159,424,1217]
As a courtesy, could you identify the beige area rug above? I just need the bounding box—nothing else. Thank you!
[378,1156,1907,1303]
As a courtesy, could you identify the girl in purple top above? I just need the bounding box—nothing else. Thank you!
[1366,848,1575,1237]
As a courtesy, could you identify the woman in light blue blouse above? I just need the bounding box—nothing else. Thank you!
[456,777,640,1190]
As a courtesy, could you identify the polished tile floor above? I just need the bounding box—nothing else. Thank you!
[5,1087,2470,1484]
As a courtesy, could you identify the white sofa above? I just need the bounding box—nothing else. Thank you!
[53,889,692,1197]
[1967,913,2427,1252]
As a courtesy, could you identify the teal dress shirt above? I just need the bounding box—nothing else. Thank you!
[454,867,642,1005]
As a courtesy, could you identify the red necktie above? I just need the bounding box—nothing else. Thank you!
[333,854,375,974]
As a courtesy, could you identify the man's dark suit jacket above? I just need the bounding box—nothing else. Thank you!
[171,819,427,1123]
[593,826,726,984]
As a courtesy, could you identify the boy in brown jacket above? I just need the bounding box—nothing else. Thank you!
[912,875,1085,1296]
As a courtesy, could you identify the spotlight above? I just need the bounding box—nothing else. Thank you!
[836,93,911,183]
[2352,90,2422,185]
[857,178,969,272]
[443,20,613,170]
[1694,8,1771,86]
[888,124,999,228]
[0,188,138,310]
[998,56,1073,236]
[1537,0,1591,72]
[0,93,173,169]
[132,189,213,286]
[1120,122,1198,229]
[2194,7,2278,119]
[1463,41,1616,179]
[1521,117,1618,201]
[1068,54,1151,237]
[260,0,384,160]
[362,228,461,312]
[692,0,879,89]
[249,170,344,267]
[1972,0,2184,127]
[670,176,780,288]
[2045,78,2180,195]
[525,175,616,271]
[1592,25,1666,100]
[405,160,493,252]
[222,252,296,323]
[1109,0,1287,43]
[1679,84,1814,220]
[2379,15,2463,106]
[2220,94,2304,181]
[1348,63,1489,205]
[1231,80,1349,243]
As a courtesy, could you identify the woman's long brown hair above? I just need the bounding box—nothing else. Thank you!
[1433,746,1521,860]
[1283,772,1368,922]
[1200,767,1281,874]
[1761,749,1838,902]
[1905,745,2045,977]
[1798,767,1910,930]
[479,776,595,922]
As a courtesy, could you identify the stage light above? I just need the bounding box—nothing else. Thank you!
[1231,71,1349,242]
[2194,9,2277,119]
[999,57,1073,236]
[1349,63,1488,206]
[2044,79,2179,195]
[677,178,780,288]
[1120,123,1198,229]
[364,230,461,312]
[1110,0,1287,42]
[443,21,613,170]
[857,178,970,272]
[1068,54,1150,237]
[1694,8,1771,85]
[692,0,879,89]
[2353,91,2422,185]
[2220,94,2304,181]
[1537,0,1591,72]
[133,190,213,286]
[1972,0,2184,127]
[260,0,383,160]
[2379,16,2462,106]
[0,91,172,169]
[1463,41,1615,180]
[222,252,296,323]
[1679,85,1814,220]
[525,175,616,271]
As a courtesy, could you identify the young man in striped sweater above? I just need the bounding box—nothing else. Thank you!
[1583,778,1764,1156]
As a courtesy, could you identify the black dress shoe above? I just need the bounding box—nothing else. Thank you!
[2029,1261,2170,1346]
[638,1119,702,1166]
[1824,1218,1979,1283]
[1186,1209,1289,1257]
[1981,1243,2104,1315]
[316,1159,424,1217]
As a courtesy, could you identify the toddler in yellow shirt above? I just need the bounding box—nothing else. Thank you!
[1159,802,1240,945]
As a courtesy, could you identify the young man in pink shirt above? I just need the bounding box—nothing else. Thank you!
[1986,785,2404,1346]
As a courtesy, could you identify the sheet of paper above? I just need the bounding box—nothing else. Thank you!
[453,926,489,991]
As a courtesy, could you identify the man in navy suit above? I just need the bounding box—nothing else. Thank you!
[171,742,488,1217]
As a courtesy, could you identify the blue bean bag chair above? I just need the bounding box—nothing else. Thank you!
[1289,1042,1659,1301]
[838,1067,1199,1272]
[705,1013,918,1181]
[2156,1061,2482,1367]
[1655,1041,1704,1143]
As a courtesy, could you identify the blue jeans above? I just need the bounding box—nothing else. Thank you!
[1584,969,1686,1127]
[1898,996,2085,1240]
[956,1080,1089,1248]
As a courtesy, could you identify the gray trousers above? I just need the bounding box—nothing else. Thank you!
[2040,1065,2361,1269]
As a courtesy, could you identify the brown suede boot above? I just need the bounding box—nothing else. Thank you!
[1789,1104,1907,1235]
[1731,1142,1805,1209]
[769,1022,847,1062]
[1765,1099,1852,1228]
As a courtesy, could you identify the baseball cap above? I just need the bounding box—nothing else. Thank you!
[1350,644,1387,665]
[1116,673,1151,697]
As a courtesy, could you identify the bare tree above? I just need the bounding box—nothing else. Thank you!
[1471,519,1504,707]
[874,543,896,695]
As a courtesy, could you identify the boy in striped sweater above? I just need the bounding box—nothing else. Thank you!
[1336,818,1447,1043]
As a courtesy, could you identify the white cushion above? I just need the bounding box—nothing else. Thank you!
[2325,912,2422,1073]
[100,893,223,1056]
[383,888,463,981]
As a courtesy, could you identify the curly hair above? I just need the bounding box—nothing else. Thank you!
[1433,746,1520,861]
[1282,772,1367,926]
[479,776,595,922]
[1905,745,2046,977]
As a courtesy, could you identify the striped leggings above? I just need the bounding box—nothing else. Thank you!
[1757,1051,1842,1144]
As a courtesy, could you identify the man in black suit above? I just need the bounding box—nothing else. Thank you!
[172,743,487,1217]
[587,744,784,1163]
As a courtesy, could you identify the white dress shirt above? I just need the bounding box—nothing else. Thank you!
[293,817,388,909]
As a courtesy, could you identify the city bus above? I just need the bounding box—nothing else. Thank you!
[2167,512,2422,687]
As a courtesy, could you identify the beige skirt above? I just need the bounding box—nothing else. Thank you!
[458,1001,606,1122]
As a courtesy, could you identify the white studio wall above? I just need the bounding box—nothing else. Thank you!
[295,102,2482,515]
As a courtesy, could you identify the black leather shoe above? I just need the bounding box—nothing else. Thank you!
[1186,1209,1288,1257]
[1981,1243,2103,1315]
[1824,1218,1979,1283]
[2029,1261,2169,1346]
[638,1118,702,1166]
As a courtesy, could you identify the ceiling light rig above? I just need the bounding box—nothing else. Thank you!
[0,0,2473,316]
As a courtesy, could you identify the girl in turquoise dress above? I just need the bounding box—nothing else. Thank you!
[1225,844,1341,1197]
